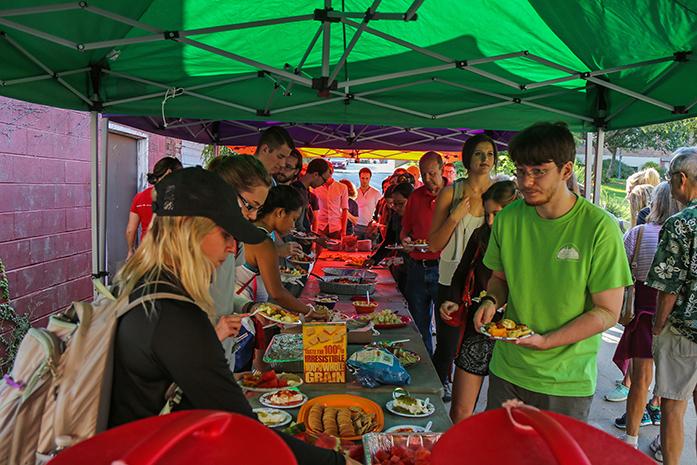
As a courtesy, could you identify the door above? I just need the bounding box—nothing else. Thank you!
[106,132,138,279]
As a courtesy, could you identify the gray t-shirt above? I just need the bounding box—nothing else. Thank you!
[210,253,251,371]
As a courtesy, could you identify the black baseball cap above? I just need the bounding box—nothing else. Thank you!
[152,167,267,244]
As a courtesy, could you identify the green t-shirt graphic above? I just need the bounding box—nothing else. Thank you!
[483,197,632,396]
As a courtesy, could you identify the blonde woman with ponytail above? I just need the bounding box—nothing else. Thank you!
[108,167,351,465]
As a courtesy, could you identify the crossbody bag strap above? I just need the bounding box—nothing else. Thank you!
[118,292,195,318]
[630,225,645,280]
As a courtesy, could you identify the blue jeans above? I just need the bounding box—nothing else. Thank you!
[405,257,440,355]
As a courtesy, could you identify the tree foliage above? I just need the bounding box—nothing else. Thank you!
[604,118,697,177]
[0,259,31,375]
[201,145,238,168]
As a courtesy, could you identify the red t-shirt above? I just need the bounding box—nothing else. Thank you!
[401,185,441,260]
[130,186,154,237]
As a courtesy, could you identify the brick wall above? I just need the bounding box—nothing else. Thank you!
[0,97,182,338]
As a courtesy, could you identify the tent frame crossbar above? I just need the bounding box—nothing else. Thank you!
[1,32,92,106]
[284,24,324,96]
[102,74,257,108]
[0,3,692,132]
[524,54,676,90]
[607,61,680,122]
[103,69,257,114]
[327,0,382,87]
[0,66,89,86]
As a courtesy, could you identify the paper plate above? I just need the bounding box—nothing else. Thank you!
[256,304,303,326]
[259,390,308,409]
[253,408,292,428]
[236,372,304,392]
[372,315,413,330]
[386,400,435,418]
[480,326,535,341]
[384,425,428,433]
[291,231,319,241]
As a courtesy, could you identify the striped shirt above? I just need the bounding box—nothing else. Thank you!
[624,223,662,282]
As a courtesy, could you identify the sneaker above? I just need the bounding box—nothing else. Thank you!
[646,404,661,425]
[613,411,651,429]
[442,382,452,403]
[650,433,662,462]
[604,381,629,402]
[654,448,663,462]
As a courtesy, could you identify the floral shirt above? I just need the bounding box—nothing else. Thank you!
[646,199,697,343]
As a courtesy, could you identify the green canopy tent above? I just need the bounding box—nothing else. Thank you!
[1,0,696,278]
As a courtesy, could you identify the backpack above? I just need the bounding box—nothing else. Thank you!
[0,285,193,465]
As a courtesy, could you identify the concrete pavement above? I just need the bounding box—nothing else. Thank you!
[445,324,696,464]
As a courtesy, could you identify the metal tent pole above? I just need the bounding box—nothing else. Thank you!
[584,132,593,200]
[99,116,108,282]
[90,112,99,277]
[593,128,605,204]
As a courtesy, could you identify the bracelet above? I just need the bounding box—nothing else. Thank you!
[480,295,497,307]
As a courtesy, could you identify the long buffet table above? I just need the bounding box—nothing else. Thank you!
[247,252,453,433]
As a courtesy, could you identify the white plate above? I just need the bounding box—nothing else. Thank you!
[386,400,435,418]
[385,425,427,433]
[259,390,308,409]
[253,408,292,428]
[480,326,535,341]
[412,243,430,250]
[256,305,303,326]
[237,372,304,392]
[385,244,404,250]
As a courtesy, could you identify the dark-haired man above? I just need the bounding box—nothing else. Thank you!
[474,122,632,421]
[356,167,381,239]
[315,164,349,240]
[255,125,294,176]
[275,149,303,185]
[292,158,331,233]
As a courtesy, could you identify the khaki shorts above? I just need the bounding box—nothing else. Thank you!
[486,373,593,421]
[652,324,697,401]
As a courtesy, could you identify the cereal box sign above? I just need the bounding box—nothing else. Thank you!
[303,322,347,383]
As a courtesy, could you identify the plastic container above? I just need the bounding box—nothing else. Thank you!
[363,432,442,465]
[263,333,303,373]
[357,239,373,252]
[352,296,379,314]
[310,295,339,309]
[319,276,376,295]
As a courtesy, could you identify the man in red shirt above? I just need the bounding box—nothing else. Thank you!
[401,151,446,354]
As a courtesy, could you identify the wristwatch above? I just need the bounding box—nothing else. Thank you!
[479,295,497,307]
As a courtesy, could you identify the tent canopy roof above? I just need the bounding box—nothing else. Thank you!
[108,116,515,151]
[1,1,696,131]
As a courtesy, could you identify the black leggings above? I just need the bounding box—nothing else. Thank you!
[431,284,463,384]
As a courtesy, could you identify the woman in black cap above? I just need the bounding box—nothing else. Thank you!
[109,167,355,465]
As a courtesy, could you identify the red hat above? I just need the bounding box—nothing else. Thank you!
[432,402,655,465]
[49,411,297,465]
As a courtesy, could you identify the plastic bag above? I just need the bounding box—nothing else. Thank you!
[347,348,411,388]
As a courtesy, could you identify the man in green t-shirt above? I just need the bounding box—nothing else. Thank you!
[474,122,632,421]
